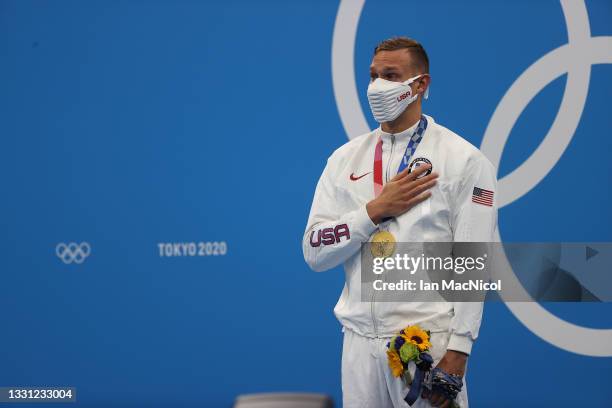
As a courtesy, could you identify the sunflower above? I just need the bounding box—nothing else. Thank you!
[401,325,432,352]
[386,349,404,377]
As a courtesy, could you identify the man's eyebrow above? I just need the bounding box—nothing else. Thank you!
[370,66,401,72]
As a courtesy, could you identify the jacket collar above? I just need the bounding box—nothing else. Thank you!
[377,114,432,143]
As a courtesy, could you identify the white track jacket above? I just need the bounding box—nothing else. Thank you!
[302,115,498,355]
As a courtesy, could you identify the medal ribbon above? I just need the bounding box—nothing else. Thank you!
[373,116,428,198]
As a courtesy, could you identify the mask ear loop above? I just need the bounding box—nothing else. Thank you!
[421,74,430,99]
[410,74,430,99]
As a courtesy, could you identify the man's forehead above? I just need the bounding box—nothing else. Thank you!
[370,49,412,70]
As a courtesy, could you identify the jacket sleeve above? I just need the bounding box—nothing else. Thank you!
[447,154,498,355]
[303,158,378,272]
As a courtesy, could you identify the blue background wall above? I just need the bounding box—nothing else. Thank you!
[1,0,611,406]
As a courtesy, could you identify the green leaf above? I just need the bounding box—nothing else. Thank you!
[399,343,419,363]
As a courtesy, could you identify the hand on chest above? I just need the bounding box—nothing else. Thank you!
[336,139,454,241]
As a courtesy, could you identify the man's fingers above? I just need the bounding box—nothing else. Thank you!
[392,166,436,184]
[429,392,442,406]
[406,191,432,208]
[435,397,448,408]
[399,170,437,188]
[412,172,439,186]
[393,191,432,218]
[391,167,411,181]
[403,179,437,199]
[406,163,432,180]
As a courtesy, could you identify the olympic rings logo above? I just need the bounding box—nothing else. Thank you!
[331,0,612,356]
[55,242,91,264]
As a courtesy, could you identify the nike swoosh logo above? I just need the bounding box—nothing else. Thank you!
[350,172,372,181]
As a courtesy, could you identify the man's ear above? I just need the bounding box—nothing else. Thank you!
[418,74,431,97]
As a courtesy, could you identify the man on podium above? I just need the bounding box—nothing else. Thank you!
[303,37,498,408]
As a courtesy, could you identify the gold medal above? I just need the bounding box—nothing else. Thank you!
[370,230,396,258]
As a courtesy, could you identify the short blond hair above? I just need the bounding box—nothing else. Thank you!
[374,36,429,73]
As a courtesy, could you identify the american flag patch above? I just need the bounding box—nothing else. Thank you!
[472,187,494,206]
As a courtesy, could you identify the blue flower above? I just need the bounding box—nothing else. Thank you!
[395,336,406,349]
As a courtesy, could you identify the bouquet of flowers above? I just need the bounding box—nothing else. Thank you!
[387,324,463,407]
[386,324,432,384]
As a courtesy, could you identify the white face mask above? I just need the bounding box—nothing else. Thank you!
[367,74,427,123]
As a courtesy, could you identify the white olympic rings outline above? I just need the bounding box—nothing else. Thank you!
[331,0,612,356]
[56,242,91,264]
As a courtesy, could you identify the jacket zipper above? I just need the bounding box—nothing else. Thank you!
[385,135,396,183]
[370,134,395,337]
